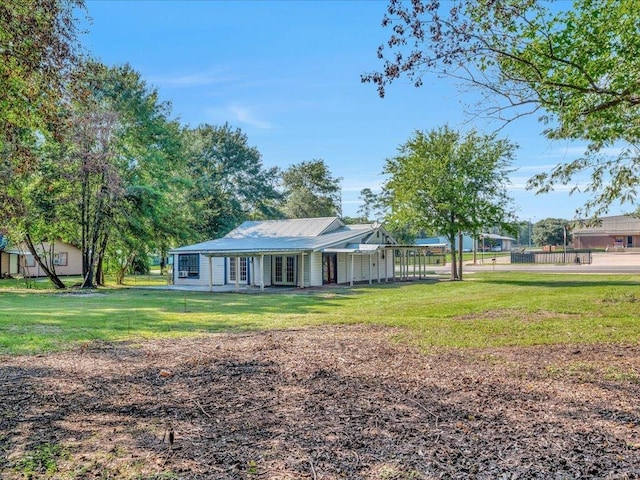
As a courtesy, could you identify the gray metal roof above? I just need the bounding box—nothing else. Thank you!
[170,217,390,255]
[573,215,640,236]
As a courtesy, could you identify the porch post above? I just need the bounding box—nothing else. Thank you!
[385,249,388,282]
[377,250,381,283]
[208,256,213,292]
[235,256,239,291]
[260,255,264,292]
[368,253,372,284]
[413,249,417,279]
[300,253,305,288]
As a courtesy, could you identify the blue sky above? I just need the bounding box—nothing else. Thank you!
[81,0,629,222]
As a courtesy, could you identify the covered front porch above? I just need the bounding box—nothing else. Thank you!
[196,244,443,292]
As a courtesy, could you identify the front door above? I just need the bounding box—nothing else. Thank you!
[273,255,296,285]
[322,253,337,284]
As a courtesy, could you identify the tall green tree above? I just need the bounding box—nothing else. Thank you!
[357,187,384,222]
[13,61,185,288]
[184,124,282,241]
[0,0,85,264]
[533,218,573,248]
[363,0,640,217]
[0,0,84,146]
[281,160,342,218]
[382,126,516,280]
[69,62,186,287]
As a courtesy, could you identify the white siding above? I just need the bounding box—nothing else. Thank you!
[308,252,323,286]
[249,255,273,287]
[337,253,348,284]
[335,250,394,285]
[173,254,226,287]
[263,256,272,286]
[9,253,18,275]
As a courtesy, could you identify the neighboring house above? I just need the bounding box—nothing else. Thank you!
[416,233,515,252]
[0,249,20,278]
[15,240,83,278]
[416,235,474,252]
[479,233,516,252]
[169,217,397,290]
[572,215,640,249]
[0,235,20,278]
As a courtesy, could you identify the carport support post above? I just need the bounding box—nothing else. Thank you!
[384,249,388,282]
[208,256,213,292]
[260,255,264,292]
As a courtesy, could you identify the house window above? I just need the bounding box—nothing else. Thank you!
[24,254,36,268]
[54,252,68,266]
[229,257,247,282]
[178,254,199,278]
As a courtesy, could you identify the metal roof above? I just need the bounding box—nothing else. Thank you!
[573,215,640,236]
[170,217,392,255]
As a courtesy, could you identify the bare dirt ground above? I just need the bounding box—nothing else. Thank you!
[1,325,640,479]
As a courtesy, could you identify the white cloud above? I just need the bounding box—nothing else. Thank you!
[544,145,627,158]
[205,104,272,130]
[148,70,235,88]
[514,163,560,173]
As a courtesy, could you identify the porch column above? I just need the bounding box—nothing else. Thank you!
[235,256,239,292]
[350,253,354,286]
[208,256,213,292]
[368,253,372,285]
[300,253,305,288]
[385,249,388,282]
[260,255,264,292]
[377,250,381,283]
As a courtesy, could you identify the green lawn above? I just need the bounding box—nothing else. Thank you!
[1,272,639,355]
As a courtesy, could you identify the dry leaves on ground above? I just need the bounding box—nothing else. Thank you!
[1,325,640,479]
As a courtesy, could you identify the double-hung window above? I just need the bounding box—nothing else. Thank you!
[178,254,199,278]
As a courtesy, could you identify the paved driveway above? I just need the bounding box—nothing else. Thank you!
[433,252,640,275]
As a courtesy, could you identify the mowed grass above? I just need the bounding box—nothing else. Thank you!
[1,272,640,355]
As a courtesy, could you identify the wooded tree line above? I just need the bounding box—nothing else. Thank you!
[4,0,638,286]
[1,1,344,288]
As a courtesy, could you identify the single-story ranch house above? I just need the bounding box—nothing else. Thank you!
[572,215,640,249]
[169,217,399,290]
[0,239,82,278]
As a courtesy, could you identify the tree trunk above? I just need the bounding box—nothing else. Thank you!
[448,232,458,281]
[24,234,66,289]
[95,233,109,286]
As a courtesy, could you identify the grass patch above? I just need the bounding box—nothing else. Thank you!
[1,272,640,355]
[13,443,69,478]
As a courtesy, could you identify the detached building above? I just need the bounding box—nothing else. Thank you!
[572,215,640,250]
[169,217,397,290]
